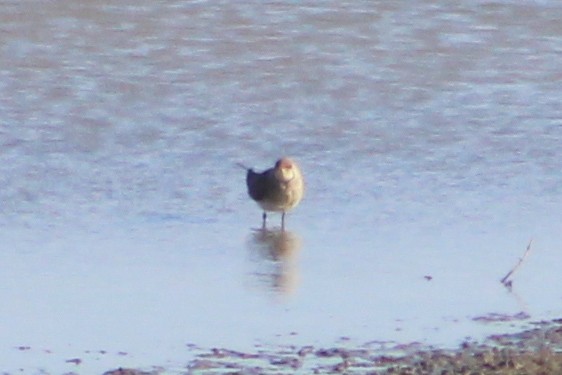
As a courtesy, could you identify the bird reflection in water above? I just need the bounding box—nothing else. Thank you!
[247,228,301,296]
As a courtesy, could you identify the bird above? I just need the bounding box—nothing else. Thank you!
[239,157,304,230]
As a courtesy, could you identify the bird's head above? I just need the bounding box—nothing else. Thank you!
[274,157,297,182]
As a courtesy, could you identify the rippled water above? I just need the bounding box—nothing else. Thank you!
[1,1,562,373]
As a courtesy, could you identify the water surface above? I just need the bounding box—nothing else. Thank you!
[1,0,562,373]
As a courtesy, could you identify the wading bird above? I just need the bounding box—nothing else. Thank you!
[240,157,304,230]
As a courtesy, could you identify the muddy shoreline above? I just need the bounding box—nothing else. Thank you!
[96,320,562,375]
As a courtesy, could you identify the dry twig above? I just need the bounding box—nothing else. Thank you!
[501,240,533,287]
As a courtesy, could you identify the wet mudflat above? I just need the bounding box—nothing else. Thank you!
[6,316,562,374]
[100,319,562,374]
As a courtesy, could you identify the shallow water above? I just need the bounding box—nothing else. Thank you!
[1,0,562,373]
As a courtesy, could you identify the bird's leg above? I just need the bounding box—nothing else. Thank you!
[281,212,286,231]
[262,212,267,229]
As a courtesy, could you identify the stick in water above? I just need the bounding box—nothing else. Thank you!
[501,239,533,287]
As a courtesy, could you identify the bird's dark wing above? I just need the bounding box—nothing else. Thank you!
[246,169,268,201]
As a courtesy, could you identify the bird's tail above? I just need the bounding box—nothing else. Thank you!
[235,162,250,171]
